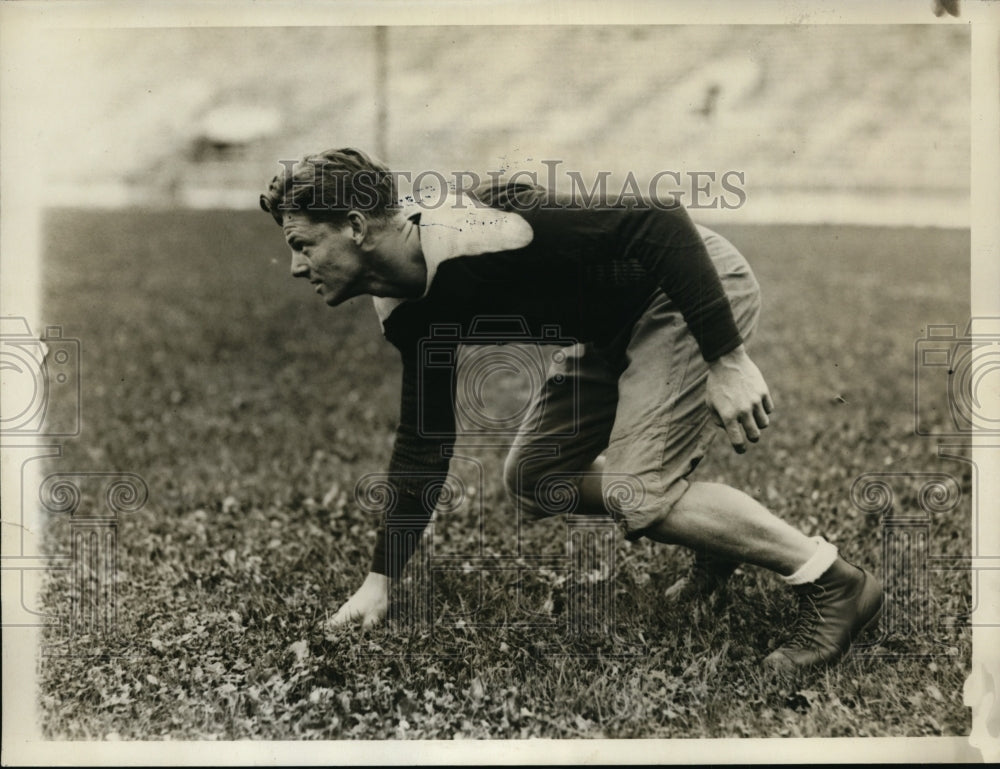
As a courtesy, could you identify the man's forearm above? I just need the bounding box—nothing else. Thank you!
[368,485,439,577]
[368,343,456,578]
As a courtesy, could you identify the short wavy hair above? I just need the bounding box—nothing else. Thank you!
[259,147,397,225]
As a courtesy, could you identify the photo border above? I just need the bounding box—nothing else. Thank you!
[2,0,997,764]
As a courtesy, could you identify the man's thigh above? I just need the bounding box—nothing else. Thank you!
[603,226,762,537]
[503,343,621,517]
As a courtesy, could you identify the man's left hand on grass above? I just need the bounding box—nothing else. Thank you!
[326,571,389,631]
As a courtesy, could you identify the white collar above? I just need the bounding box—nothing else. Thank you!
[372,194,534,328]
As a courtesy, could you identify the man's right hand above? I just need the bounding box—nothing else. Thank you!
[705,344,773,454]
[327,571,389,630]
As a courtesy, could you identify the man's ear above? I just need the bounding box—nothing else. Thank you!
[346,210,369,247]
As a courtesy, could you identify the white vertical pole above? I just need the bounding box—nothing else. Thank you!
[374,26,389,162]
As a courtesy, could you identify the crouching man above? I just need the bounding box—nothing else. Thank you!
[260,148,883,674]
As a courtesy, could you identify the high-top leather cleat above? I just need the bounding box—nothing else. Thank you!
[663,549,739,604]
[764,556,883,674]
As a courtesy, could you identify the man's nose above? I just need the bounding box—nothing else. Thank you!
[290,250,309,278]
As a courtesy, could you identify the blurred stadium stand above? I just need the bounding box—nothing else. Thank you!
[30,26,969,226]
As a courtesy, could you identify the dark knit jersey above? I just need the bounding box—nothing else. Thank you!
[369,182,743,577]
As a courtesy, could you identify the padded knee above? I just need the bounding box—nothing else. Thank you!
[598,460,691,541]
[503,447,570,518]
[502,448,524,504]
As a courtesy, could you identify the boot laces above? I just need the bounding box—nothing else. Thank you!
[786,587,825,648]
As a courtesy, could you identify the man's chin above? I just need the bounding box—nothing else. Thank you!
[323,291,355,307]
[317,285,362,307]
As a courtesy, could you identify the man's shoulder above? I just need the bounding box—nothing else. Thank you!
[469,181,692,243]
[413,196,535,292]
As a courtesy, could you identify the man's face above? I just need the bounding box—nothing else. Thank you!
[282,212,370,306]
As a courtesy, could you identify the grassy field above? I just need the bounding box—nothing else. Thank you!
[37,209,971,740]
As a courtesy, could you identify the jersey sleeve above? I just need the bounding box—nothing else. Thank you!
[476,180,744,362]
[368,337,456,578]
[618,204,743,361]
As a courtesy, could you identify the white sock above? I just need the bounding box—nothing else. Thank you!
[781,537,839,585]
